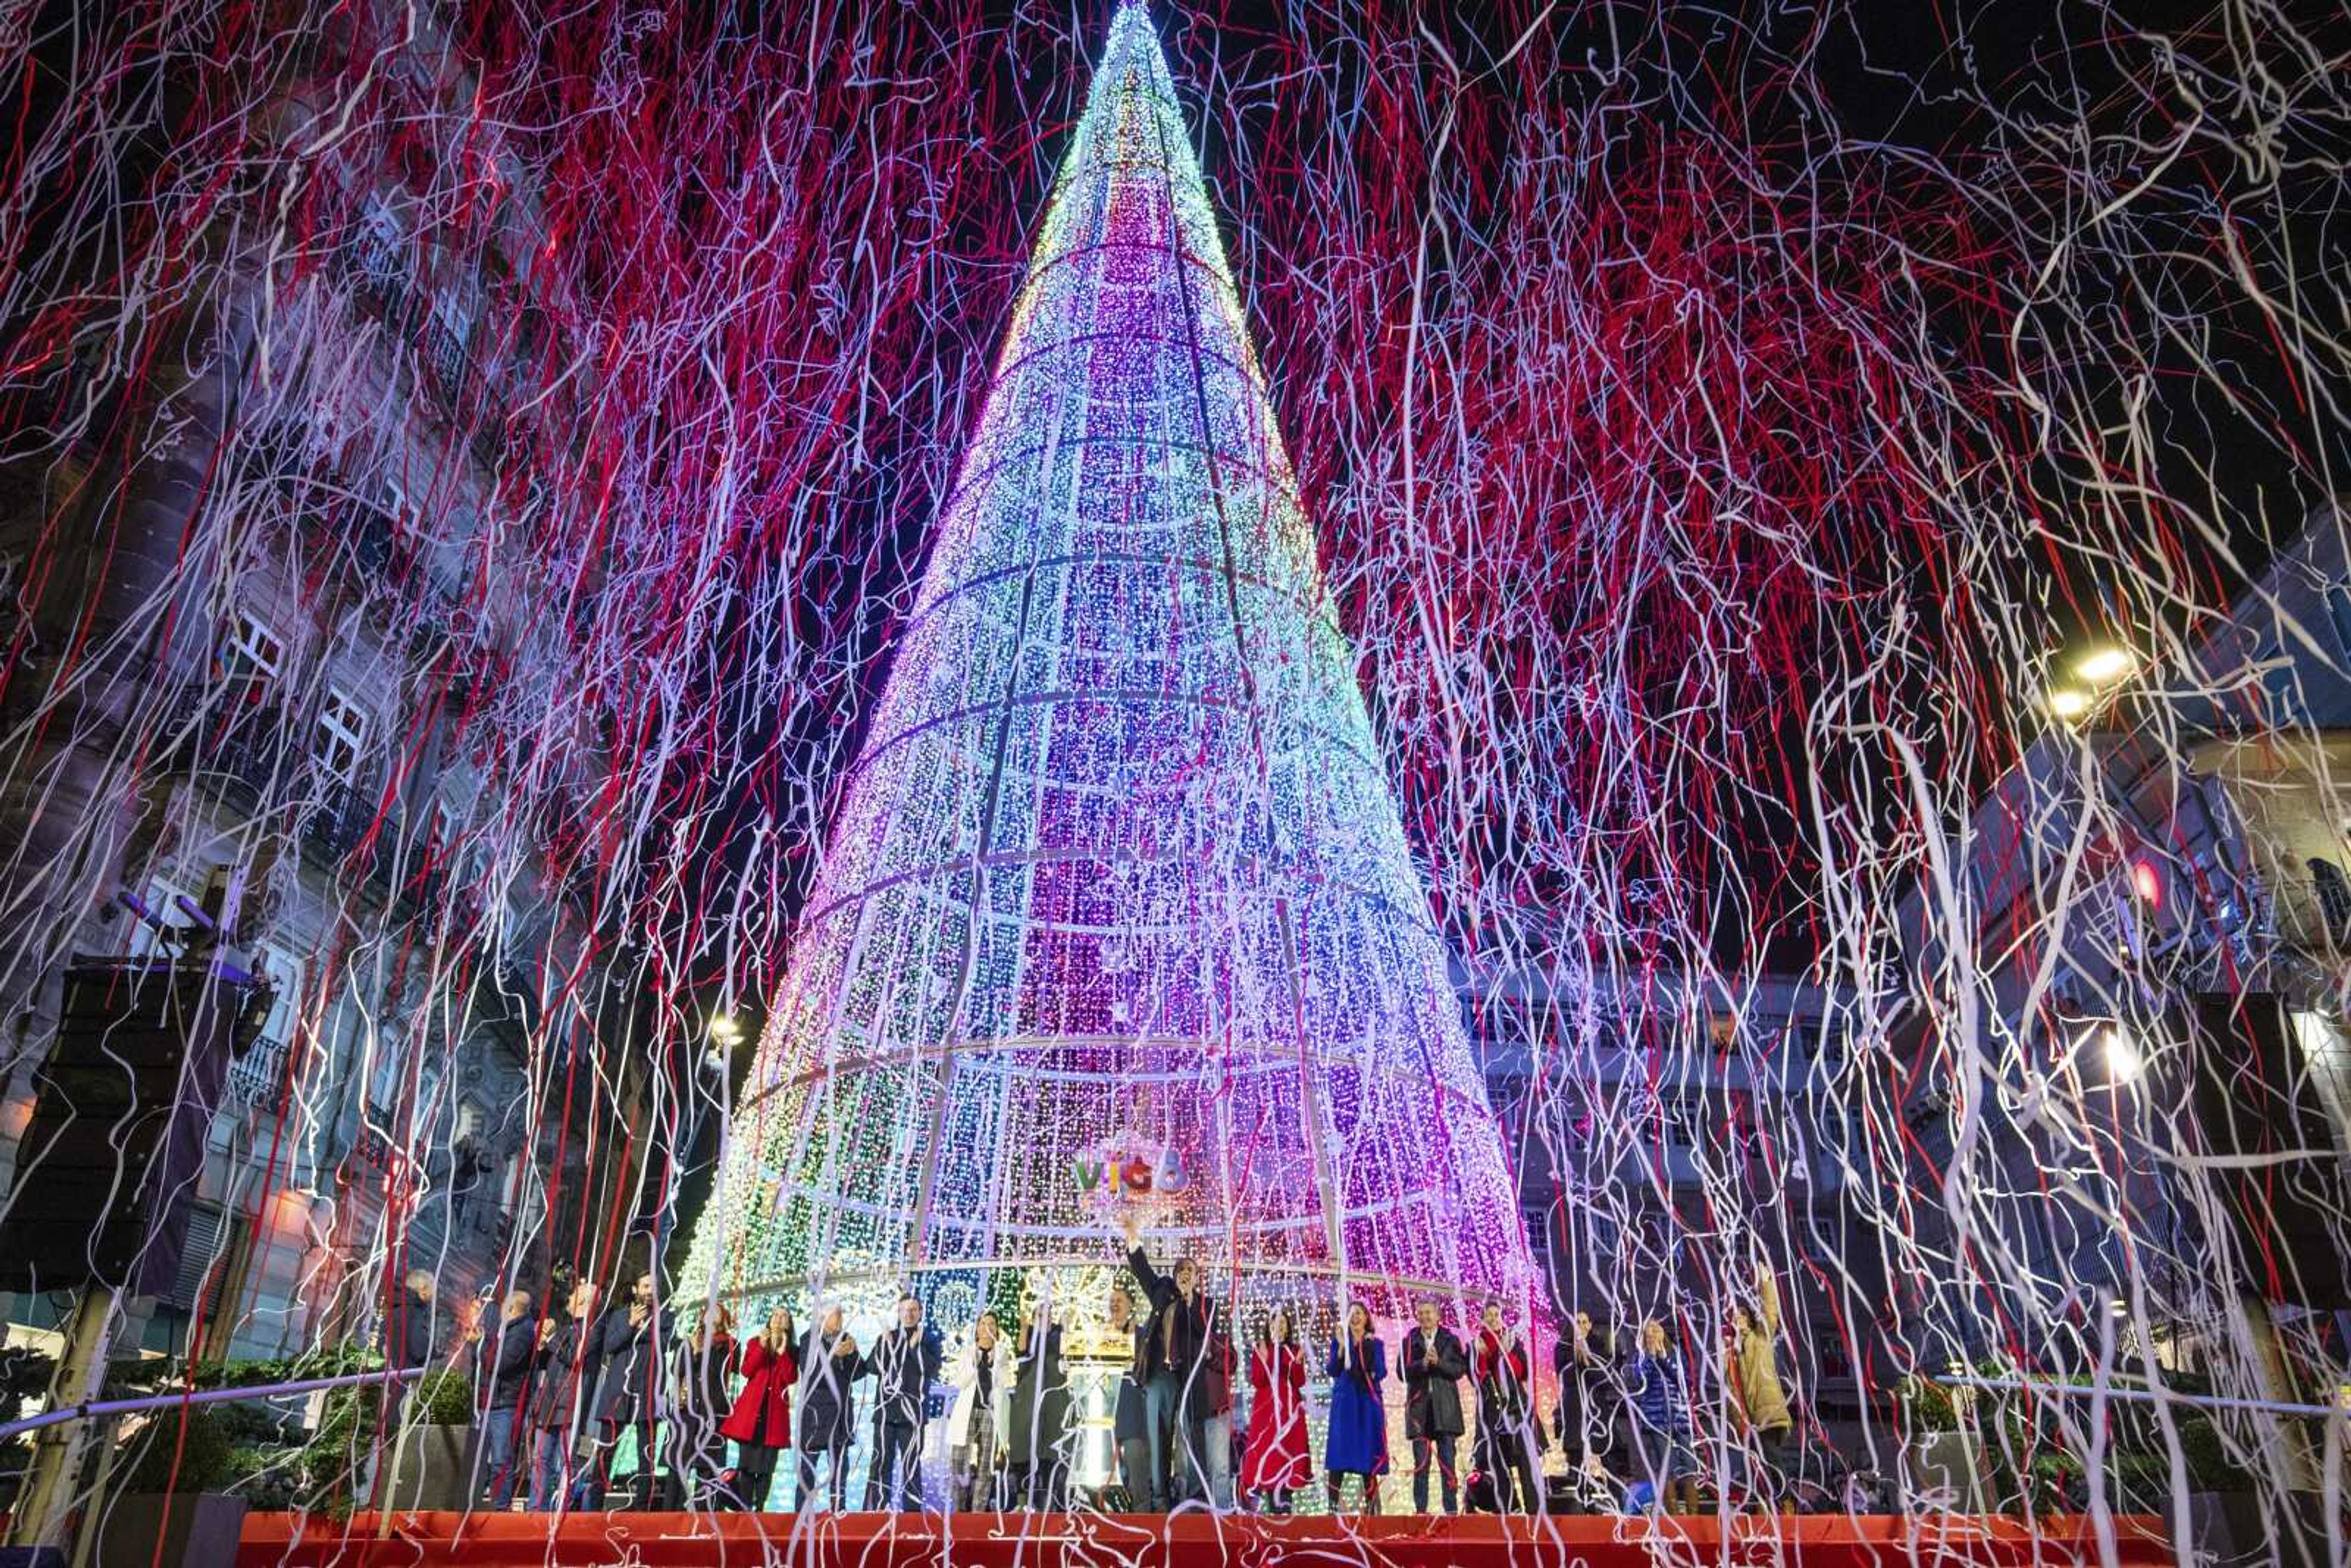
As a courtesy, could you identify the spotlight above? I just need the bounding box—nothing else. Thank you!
[2130,860,2161,907]
[2047,688,2091,719]
[708,1014,743,1045]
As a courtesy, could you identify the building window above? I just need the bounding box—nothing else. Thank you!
[227,948,304,1106]
[255,947,301,1048]
[429,292,472,393]
[2327,580,2351,663]
[219,611,284,686]
[2310,858,2351,947]
[355,200,407,300]
[313,686,369,784]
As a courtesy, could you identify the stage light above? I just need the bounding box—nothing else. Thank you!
[2130,860,2161,906]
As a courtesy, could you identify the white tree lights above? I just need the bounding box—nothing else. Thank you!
[681,5,1537,1327]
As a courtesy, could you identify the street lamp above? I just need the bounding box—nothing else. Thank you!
[2089,1023,2143,1084]
[2073,646,2135,685]
[2046,643,2135,724]
[706,1014,742,1070]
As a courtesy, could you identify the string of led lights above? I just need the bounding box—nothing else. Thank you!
[680,2,1538,1331]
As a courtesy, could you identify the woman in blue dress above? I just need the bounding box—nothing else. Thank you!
[1322,1302,1388,1514]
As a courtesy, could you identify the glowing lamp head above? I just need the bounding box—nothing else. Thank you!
[2130,860,2162,907]
[2099,1026,2144,1084]
[2074,647,2134,685]
[2047,688,2092,720]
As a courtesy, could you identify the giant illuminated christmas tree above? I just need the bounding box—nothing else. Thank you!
[685,2,1536,1330]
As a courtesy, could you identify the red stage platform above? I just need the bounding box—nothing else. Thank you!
[238,1510,2172,1566]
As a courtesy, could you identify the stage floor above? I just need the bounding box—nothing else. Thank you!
[238,1509,2173,1566]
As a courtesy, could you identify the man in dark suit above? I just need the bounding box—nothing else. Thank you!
[527,1278,599,1510]
[474,1289,539,1510]
[369,1269,440,1501]
[862,1292,943,1510]
[1121,1214,1219,1509]
[585,1271,667,1509]
[1402,1299,1469,1515]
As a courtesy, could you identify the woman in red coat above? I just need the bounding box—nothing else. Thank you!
[1240,1308,1312,1512]
[719,1306,799,1510]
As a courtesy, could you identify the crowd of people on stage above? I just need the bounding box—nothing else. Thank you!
[396,1224,1795,1518]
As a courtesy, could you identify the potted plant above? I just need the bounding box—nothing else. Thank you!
[2173,1412,2267,1565]
[1894,1371,1991,1512]
[91,1403,246,1568]
[381,1368,478,1511]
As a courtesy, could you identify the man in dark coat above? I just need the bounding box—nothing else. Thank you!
[1402,1300,1469,1515]
[384,1269,440,1372]
[475,1289,540,1510]
[370,1269,438,1498]
[796,1307,868,1510]
[585,1271,667,1509]
[1199,1297,1238,1508]
[1122,1213,1219,1509]
[861,1293,943,1510]
[528,1278,600,1510]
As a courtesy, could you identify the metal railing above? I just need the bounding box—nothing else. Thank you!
[1935,1372,2342,1420]
[0,1365,426,1446]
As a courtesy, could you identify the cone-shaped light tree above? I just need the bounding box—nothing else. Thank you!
[685,2,1538,1332]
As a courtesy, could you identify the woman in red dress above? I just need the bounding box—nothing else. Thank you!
[1239,1307,1312,1512]
[719,1306,799,1510]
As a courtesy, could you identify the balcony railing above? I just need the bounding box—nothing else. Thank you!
[225,1037,291,1108]
[201,696,296,800]
[301,779,380,865]
[2260,869,2351,958]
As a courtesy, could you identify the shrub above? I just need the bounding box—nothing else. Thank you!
[116,1405,235,1495]
[413,1368,474,1425]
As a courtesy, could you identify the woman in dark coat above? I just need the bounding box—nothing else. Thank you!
[1322,1302,1387,1514]
[719,1305,798,1510]
[1107,1286,1149,1508]
[1007,1305,1070,1509]
[664,1304,738,1509]
[795,1307,866,1510]
[1553,1310,1619,1471]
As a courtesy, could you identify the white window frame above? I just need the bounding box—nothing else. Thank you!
[313,686,369,784]
[357,199,406,294]
[430,291,473,388]
[220,611,284,686]
[255,946,302,1051]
